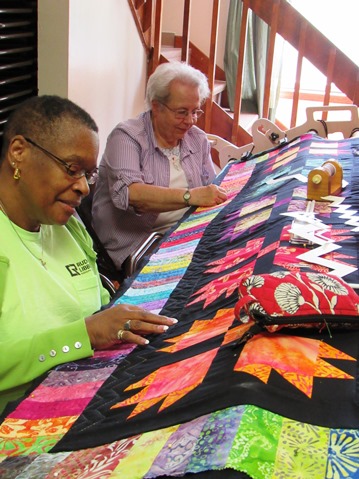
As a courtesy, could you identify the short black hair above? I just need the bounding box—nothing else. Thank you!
[0,95,98,162]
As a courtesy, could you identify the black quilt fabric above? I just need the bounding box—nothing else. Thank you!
[53,135,359,452]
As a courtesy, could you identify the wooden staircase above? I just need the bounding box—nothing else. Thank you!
[160,38,227,106]
[127,0,358,148]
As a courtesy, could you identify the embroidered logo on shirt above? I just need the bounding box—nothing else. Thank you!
[66,259,91,276]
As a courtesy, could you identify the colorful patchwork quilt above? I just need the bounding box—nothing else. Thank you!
[1,133,359,479]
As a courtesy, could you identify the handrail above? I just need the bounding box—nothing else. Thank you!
[246,0,359,121]
[126,0,151,56]
[128,0,358,146]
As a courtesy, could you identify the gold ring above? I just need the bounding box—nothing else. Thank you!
[117,330,125,341]
[124,320,131,331]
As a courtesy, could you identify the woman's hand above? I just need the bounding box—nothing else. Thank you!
[128,183,228,213]
[190,184,228,207]
[85,304,178,349]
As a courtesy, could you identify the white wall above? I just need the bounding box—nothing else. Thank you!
[37,0,231,159]
[38,0,148,161]
[38,1,69,97]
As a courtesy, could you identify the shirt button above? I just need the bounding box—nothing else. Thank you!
[74,342,82,349]
[62,345,70,353]
[49,349,57,357]
[38,354,46,362]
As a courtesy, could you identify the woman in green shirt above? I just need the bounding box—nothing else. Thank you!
[0,95,177,413]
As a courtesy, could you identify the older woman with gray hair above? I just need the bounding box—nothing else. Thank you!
[92,62,227,270]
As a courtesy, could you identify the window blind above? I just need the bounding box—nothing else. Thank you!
[0,1,37,149]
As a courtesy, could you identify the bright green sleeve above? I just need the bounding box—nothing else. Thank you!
[0,317,93,414]
[0,217,110,413]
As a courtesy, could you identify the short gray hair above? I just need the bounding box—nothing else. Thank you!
[1,95,98,162]
[145,62,210,109]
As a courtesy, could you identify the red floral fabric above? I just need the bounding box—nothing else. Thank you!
[235,272,359,333]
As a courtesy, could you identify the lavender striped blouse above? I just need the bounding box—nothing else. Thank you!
[92,111,216,269]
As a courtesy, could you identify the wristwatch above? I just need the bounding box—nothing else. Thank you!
[183,189,191,207]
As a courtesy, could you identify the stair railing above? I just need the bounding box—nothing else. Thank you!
[128,0,359,146]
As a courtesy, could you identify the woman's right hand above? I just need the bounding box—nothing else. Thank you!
[85,304,178,349]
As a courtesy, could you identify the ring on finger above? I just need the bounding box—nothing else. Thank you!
[124,320,132,331]
[117,329,125,341]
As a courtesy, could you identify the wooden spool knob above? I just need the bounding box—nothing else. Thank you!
[312,174,322,184]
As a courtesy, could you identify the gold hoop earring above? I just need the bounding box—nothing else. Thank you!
[13,167,21,180]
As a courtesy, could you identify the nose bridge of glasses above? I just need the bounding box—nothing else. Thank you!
[182,110,200,121]
[86,168,99,185]
[72,173,91,195]
[161,103,202,120]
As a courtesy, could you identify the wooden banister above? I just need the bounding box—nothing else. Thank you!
[323,48,336,121]
[181,0,191,62]
[262,0,280,118]
[291,22,306,128]
[151,0,163,72]
[128,0,359,147]
[204,0,220,133]
[231,0,249,144]
[248,0,358,104]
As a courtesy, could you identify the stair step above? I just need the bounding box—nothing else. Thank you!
[213,80,226,95]
[160,47,227,98]
[162,32,175,47]
[161,46,183,62]
[224,108,259,132]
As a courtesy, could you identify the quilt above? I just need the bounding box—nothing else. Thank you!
[1,133,359,479]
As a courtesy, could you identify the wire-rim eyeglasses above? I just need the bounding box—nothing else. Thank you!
[159,102,204,120]
[24,137,98,185]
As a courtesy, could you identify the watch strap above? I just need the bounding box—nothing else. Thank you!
[183,189,191,207]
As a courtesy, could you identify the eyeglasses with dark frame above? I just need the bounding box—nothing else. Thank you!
[24,137,98,185]
[159,102,204,120]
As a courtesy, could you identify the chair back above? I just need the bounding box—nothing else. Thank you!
[76,186,124,282]
[77,185,164,282]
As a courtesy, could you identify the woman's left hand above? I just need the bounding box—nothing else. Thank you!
[85,304,178,349]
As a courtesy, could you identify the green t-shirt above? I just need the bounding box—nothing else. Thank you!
[0,214,110,413]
